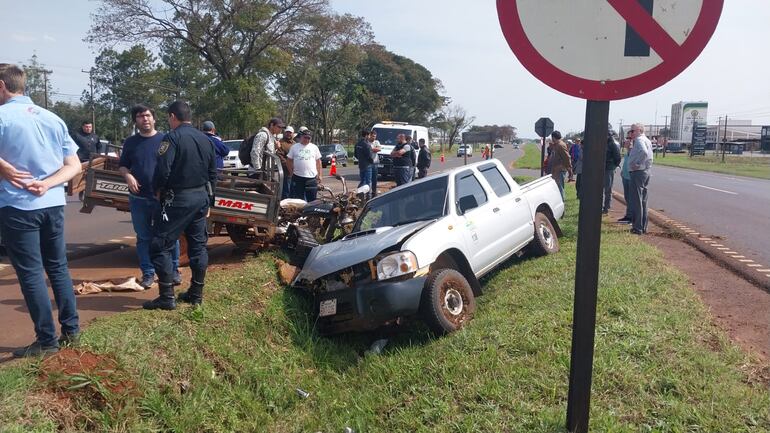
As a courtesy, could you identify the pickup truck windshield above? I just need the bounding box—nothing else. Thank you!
[355,176,448,231]
[318,145,336,153]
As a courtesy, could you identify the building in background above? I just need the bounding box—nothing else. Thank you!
[670,101,708,143]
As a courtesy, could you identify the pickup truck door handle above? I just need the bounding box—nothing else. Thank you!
[515,198,522,203]
[493,207,500,213]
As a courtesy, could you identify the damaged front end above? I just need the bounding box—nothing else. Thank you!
[292,221,432,334]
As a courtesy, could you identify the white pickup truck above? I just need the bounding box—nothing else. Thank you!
[292,160,565,335]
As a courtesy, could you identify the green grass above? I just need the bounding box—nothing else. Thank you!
[1,186,768,432]
[513,142,543,170]
[653,153,770,179]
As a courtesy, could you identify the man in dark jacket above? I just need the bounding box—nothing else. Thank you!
[416,138,431,178]
[354,129,374,195]
[71,121,101,162]
[603,132,622,214]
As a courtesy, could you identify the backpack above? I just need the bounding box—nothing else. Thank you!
[238,133,257,166]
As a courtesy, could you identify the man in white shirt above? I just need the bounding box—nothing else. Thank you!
[287,130,322,201]
[627,122,654,235]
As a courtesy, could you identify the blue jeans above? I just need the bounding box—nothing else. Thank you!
[603,169,615,212]
[371,165,378,197]
[358,165,373,190]
[281,165,291,199]
[0,206,79,347]
[621,177,633,219]
[129,195,179,278]
[394,166,413,186]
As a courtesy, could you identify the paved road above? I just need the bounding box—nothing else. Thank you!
[613,164,770,267]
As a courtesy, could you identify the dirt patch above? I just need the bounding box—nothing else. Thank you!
[605,205,770,364]
[36,349,139,430]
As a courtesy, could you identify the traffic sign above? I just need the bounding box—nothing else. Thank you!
[497,0,724,100]
[535,117,554,138]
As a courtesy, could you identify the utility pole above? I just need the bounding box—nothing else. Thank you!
[81,69,96,133]
[717,116,722,156]
[28,67,53,109]
[722,115,728,163]
[618,118,623,136]
[662,115,669,158]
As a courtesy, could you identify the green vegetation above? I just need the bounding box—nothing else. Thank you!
[1,186,768,432]
[513,142,543,170]
[654,153,770,180]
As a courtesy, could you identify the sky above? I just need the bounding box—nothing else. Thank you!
[3,0,769,136]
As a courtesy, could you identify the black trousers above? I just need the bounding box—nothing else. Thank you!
[150,188,209,286]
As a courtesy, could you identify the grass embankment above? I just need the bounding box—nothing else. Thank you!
[654,153,770,180]
[513,142,543,170]
[1,187,768,432]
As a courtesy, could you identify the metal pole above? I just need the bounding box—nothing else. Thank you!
[662,115,669,158]
[722,115,728,163]
[82,69,96,133]
[540,136,546,176]
[566,99,609,433]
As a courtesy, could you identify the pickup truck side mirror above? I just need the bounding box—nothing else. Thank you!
[456,194,478,215]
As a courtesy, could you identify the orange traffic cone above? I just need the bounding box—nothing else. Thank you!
[329,155,337,176]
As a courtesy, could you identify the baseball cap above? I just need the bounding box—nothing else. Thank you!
[284,125,294,134]
[202,120,215,131]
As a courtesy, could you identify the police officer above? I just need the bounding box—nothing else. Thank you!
[144,101,216,310]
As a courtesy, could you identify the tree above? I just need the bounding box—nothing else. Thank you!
[434,105,475,151]
[22,54,53,108]
[89,46,169,141]
[355,45,444,126]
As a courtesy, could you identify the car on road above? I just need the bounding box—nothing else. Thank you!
[456,144,473,157]
[319,144,348,168]
[293,159,565,336]
[223,139,244,169]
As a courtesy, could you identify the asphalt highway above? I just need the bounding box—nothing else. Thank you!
[613,164,770,267]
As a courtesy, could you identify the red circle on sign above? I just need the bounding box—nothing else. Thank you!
[497,0,723,100]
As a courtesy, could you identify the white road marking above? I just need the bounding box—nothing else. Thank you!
[698,237,711,241]
[723,251,738,254]
[748,264,762,267]
[739,259,754,263]
[757,269,770,273]
[717,247,729,250]
[711,244,724,247]
[731,255,745,259]
[77,246,89,250]
[693,184,738,195]
[123,236,134,239]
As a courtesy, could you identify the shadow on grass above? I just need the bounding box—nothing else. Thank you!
[279,284,438,373]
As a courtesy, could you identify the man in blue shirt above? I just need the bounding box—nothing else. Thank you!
[201,120,229,169]
[119,104,181,288]
[0,64,82,358]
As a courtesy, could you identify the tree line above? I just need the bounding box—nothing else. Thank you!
[25,0,515,149]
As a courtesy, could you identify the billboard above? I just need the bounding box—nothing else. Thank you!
[462,131,495,144]
[680,102,708,143]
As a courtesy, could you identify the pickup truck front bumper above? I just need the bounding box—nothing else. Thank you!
[315,275,428,335]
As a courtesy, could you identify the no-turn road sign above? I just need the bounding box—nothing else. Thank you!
[497,0,723,100]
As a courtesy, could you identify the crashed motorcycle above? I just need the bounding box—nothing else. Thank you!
[278,175,369,265]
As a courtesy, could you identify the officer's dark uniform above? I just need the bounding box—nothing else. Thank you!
[144,123,216,310]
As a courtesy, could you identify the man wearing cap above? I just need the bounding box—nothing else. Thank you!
[250,117,284,172]
[277,126,295,198]
[202,121,229,170]
[287,130,322,202]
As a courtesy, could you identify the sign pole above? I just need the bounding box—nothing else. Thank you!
[540,136,546,176]
[566,99,609,433]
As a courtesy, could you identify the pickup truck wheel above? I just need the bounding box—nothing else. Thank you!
[421,269,476,335]
[530,212,560,256]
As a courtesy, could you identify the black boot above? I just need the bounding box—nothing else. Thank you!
[178,280,204,305]
[143,283,176,310]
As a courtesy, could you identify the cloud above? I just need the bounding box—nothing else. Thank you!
[43,34,57,42]
[11,33,36,43]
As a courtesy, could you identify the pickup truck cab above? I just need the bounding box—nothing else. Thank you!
[293,160,564,335]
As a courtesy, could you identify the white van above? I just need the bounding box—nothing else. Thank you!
[371,121,429,179]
